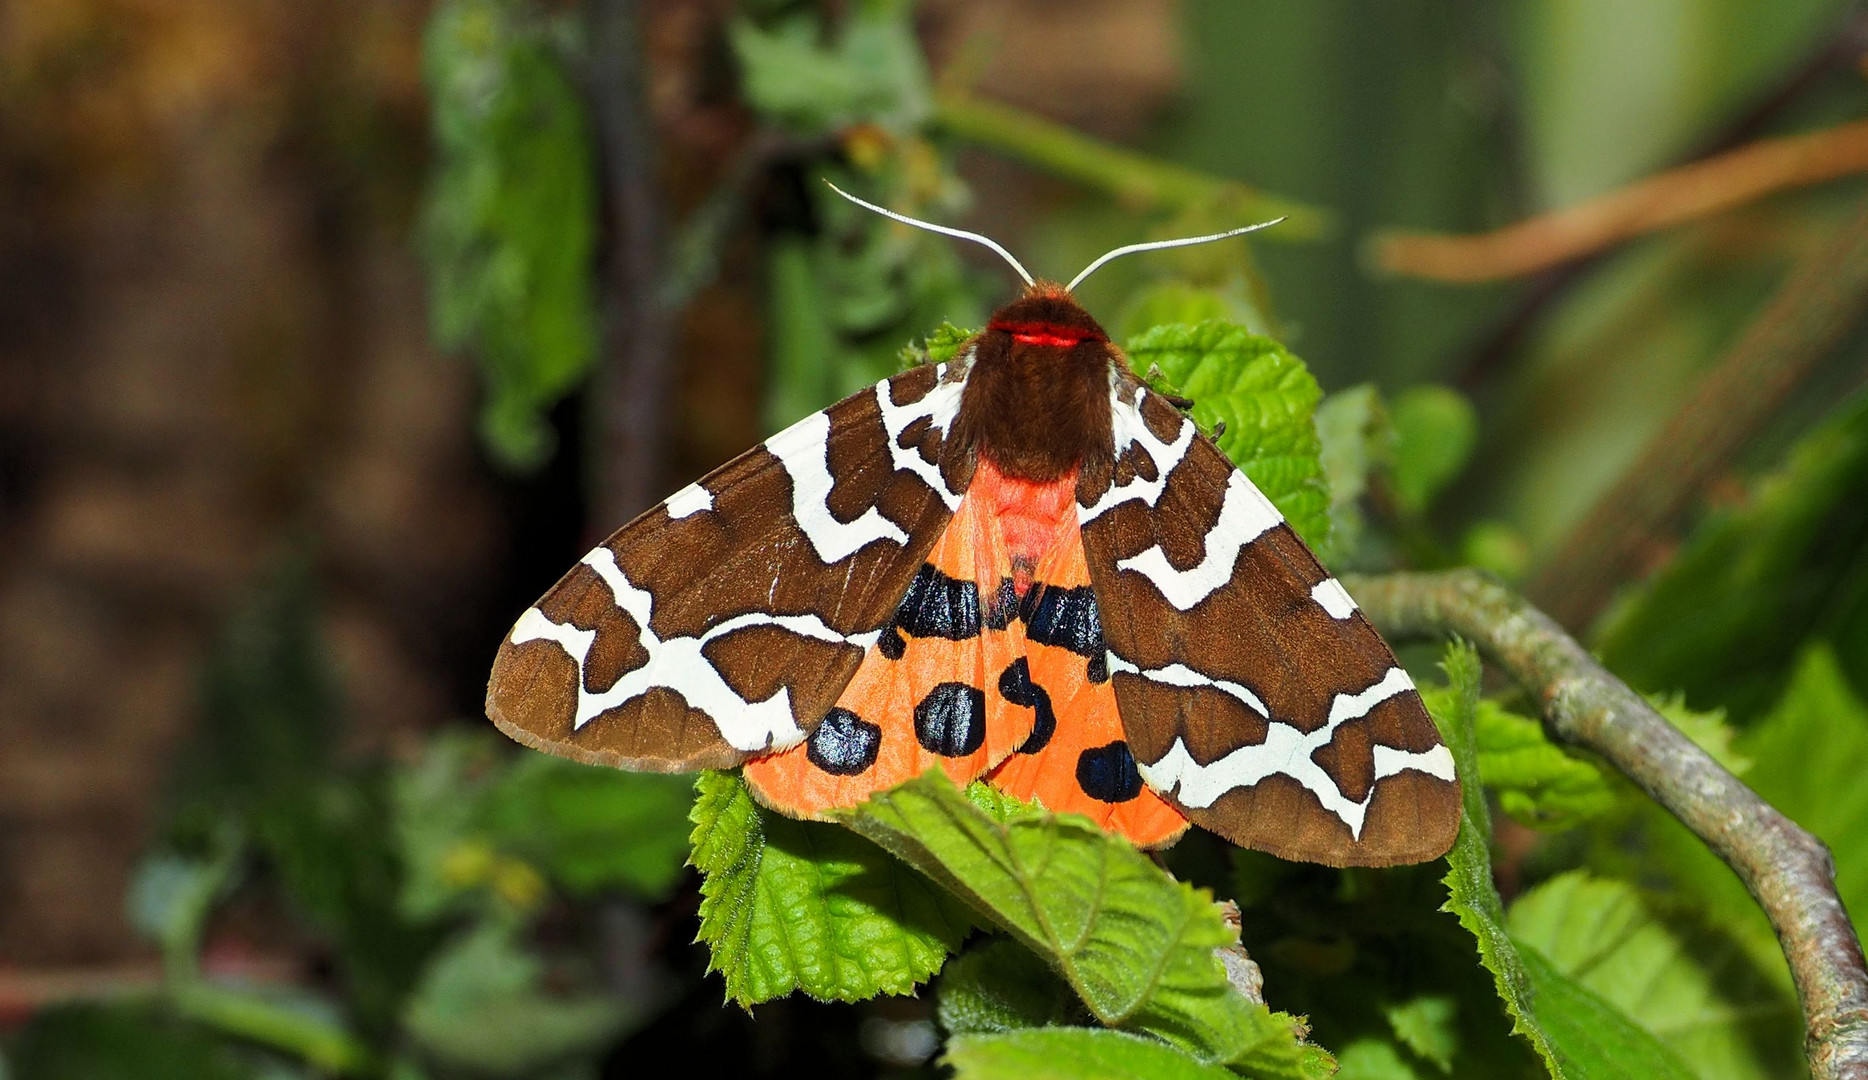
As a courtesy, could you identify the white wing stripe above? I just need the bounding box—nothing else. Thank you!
[1135,666,1427,839]
[1079,385,1197,523]
[510,547,879,753]
[1115,470,1282,609]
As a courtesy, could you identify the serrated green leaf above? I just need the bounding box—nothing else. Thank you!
[944,1028,1240,1080]
[843,771,1327,1072]
[1125,321,1332,554]
[1506,872,1802,1080]
[1429,642,1699,1080]
[1417,687,1615,831]
[402,922,631,1073]
[421,0,597,470]
[937,938,1084,1035]
[1388,386,1476,515]
[1595,391,1868,720]
[689,771,971,1005]
[899,322,978,370]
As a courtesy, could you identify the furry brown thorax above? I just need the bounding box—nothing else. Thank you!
[955,284,1120,483]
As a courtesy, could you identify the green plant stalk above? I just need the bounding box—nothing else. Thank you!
[169,980,378,1076]
[1345,568,1868,1080]
[932,93,1333,240]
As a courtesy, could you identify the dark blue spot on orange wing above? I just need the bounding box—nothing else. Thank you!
[1023,583,1104,659]
[997,658,1055,754]
[894,564,982,641]
[914,682,985,757]
[807,708,882,775]
[1076,741,1144,803]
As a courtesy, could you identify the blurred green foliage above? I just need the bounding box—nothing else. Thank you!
[20,0,1868,1077]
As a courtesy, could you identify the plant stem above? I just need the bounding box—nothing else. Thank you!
[1526,194,1868,629]
[1345,568,1868,1080]
[169,980,378,1075]
[931,93,1333,240]
[1371,118,1868,283]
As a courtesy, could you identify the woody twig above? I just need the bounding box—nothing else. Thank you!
[1346,568,1868,1080]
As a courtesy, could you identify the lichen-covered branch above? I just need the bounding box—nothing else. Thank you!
[1344,568,1868,1080]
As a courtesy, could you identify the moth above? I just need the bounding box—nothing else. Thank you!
[486,187,1460,867]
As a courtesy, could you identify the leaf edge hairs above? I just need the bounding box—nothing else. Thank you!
[485,189,1459,867]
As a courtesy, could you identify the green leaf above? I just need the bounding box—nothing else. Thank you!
[1429,642,1700,1080]
[1506,872,1802,1080]
[402,922,633,1073]
[1313,384,1390,564]
[1388,386,1476,515]
[421,0,597,470]
[898,321,978,370]
[1115,282,1236,340]
[1333,1038,1432,1080]
[484,753,694,899]
[689,771,971,1005]
[1416,687,1615,831]
[10,1004,258,1080]
[1383,994,1458,1074]
[1125,321,1332,553]
[937,938,1084,1035]
[1595,391,1868,720]
[843,771,1327,1072]
[729,0,931,134]
[944,1028,1240,1080]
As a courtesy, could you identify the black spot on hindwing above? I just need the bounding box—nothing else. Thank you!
[807,709,882,775]
[1023,583,1104,659]
[893,564,982,641]
[914,682,985,757]
[997,659,1055,754]
[1076,741,1144,803]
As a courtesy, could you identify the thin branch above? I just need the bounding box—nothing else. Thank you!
[931,92,1334,240]
[1370,117,1868,283]
[1345,568,1868,1080]
[1526,194,1868,629]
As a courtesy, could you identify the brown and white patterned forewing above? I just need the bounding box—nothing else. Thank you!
[487,362,973,772]
[1078,381,1459,866]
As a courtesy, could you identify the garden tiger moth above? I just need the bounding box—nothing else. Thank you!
[485,189,1460,867]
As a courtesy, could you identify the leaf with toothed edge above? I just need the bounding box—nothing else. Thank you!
[688,770,974,1006]
[840,770,1329,1071]
[1125,320,1332,554]
[1430,641,1699,1080]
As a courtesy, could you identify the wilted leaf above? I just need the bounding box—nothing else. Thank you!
[1127,321,1332,552]
[689,771,971,1005]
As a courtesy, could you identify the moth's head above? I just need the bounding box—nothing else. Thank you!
[984,284,1110,352]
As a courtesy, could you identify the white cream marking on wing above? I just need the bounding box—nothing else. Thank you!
[766,411,909,563]
[1079,384,1198,523]
[1311,577,1357,619]
[1135,666,1438,838]
[509,548,879,753]
[876,360,967,511]
[665,483,713,519]
[1114,470,1283,610]
[764,363,970,562]
[1105,652,1268,717]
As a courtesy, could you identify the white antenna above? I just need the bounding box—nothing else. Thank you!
[824,181,1035,286]
[1066,219,1285,292]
